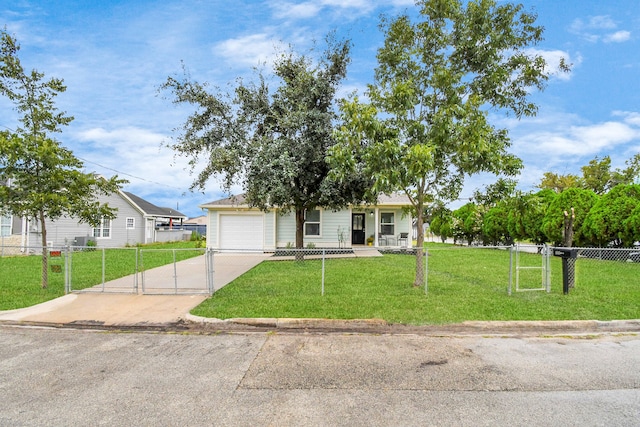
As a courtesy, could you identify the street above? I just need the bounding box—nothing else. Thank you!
[1,326,638,426]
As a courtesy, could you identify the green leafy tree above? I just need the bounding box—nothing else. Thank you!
[0,30,124,288]
[582,184,640,247]
[541,187,597,246]
[452,203,483,245]
[611,154,640,186]
[472,178,517,207]
[161,38,368,250]
[580,156,612,195]
[427,205,453,243]
[330,0,564,286]
[537,171,581,193]
[482,201,513,245]
[507,189,556,245]
[623,204,640,244]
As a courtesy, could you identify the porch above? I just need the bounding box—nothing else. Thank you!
[350,208,412,249]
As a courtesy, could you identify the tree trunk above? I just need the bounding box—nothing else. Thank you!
[39,210,48,289]
[563,208,575,247]
[413,203,425,288]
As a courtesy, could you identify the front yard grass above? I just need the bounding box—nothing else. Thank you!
[0,241,204,310]
[192,247,640,324]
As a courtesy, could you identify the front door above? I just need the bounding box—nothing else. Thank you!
[352,213,365,245]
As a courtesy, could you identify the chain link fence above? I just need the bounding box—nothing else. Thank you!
[2,241,638,298]
[0,244,211,294]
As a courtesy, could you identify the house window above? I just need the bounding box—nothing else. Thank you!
[0,213,11,236]
[93,218,111,238]
[126,217,135,229]
[304,209,321,237]
[380,212,394,235]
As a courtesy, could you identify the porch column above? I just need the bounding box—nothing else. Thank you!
[374,208,379,248]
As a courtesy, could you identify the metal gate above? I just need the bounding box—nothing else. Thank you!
[65,247,214,295]
[508,244,550,295]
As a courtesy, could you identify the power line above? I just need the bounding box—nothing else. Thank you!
[76,156,186,191]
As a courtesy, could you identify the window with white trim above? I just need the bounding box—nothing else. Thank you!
[304,209,321,237]
[380,212,395,235]
[0,213,11,236]
[93,217,111,238]
[126,217,135,229]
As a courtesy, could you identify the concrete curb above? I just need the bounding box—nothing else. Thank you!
[184,313,387,330]
[183,313,640,334]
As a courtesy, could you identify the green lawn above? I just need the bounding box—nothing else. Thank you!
[192,246,640,324]
[0,242,204,310]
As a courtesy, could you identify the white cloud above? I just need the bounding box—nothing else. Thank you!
[267,0,411,21]
[214,33,285,68]
[569,15,631,44]
[603,30,631,43]
[570,15,617,33]
[74,126,191,186]
[269,1,323,19]
[514,116,640,160]
[612,111,640,127]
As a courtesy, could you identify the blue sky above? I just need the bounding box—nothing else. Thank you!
[1,0,639,218]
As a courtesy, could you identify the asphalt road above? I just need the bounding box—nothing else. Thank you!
[1,326,638,426]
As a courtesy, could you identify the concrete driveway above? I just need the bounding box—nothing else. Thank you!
[0,252,270,326]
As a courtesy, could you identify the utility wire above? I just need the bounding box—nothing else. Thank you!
[76,156,186,191]
[1,123,186,191]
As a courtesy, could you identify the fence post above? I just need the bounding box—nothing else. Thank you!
[173,249,178,294]
[544,244,551,293]
[321,248,325,296]
[207,248,215,294]
[424,248,428,295]
[101,248,106,292]
[508,245,513,296]
[134,247,139,293]
[64,245,70,294]
[140,250,146,294]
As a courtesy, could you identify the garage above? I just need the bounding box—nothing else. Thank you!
[219,214,264,250]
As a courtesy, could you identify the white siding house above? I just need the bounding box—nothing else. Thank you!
[200,194,414,251]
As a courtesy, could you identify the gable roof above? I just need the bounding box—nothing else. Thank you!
[200,193,411,209]
[123,191,187,219]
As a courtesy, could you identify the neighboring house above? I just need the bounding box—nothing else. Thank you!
[200,193,413,251]
[1,189,188,251]
[183,215,207,236]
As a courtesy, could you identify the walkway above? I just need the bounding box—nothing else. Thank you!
[0,253,270,326]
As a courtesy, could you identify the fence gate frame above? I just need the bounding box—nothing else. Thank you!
[64,247,213,295]
[509,244,551,295]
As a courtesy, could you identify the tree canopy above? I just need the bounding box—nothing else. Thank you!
[582,184,640,247]
[330,0,563,286]
[161,38,369,249]
[0,30,124,288]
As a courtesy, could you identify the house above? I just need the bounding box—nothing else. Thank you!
[183,215,207,236]
[1,189,188,252]
[199,193,413,251]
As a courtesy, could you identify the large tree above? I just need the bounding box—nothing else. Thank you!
[330,0,564,286]
[161,38,369,249]
[537,171,581,193]
[0,30,123,288]
[541,187,597,246]
[581,184,640,247]
[507,189,555,245]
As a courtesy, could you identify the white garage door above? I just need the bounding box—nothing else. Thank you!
[219,215,264,250]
